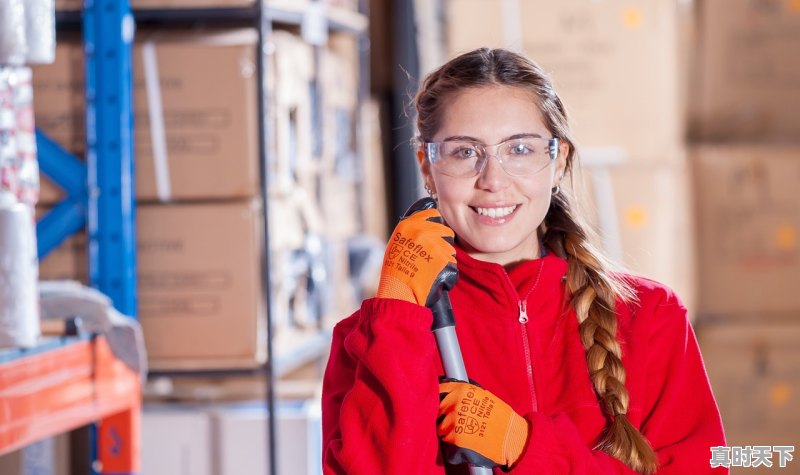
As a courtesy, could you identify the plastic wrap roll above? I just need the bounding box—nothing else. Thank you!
[24,0,55,64]
[0,0,27,65]
[0,68,18,196]
[13,67,38,205]
[0,192,40,348]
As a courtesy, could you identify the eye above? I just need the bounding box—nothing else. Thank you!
[450,145,479,160]
[510,142,535,155]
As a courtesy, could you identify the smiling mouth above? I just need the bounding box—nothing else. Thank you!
[471,205,518,218]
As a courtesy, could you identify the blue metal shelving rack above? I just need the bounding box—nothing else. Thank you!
[35,1,137,474]
[36,0,137,316]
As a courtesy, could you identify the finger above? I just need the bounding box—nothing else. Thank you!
[408,208,441,222]
[437,412,456,439]
[394,224,455,253]
[426,215,445,225]
[439,389,464,412]
[396,217,452,238]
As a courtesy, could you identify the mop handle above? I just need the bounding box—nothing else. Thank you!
[430,294,494,475]
[399,197,491,474]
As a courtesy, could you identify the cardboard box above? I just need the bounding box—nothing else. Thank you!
[697,323,800,466]
[33,29,260,203]
[317,35,361,239]
[319,174,359,239]
[36,202,266,369]
[576,157,696,317]
[142,406,212,475]
[31,40,85,158]
[35,206,88,283]
[138,200,265,370]
[270,31,316,192]
[692,146,800,319]
[691,0,800,142]
[37,230,88,284]
[445,0,685,164]
[214,400,322,475]
[320,33,359,175]
[142,400,322,475]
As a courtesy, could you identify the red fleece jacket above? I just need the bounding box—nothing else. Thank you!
[322,250,727,474]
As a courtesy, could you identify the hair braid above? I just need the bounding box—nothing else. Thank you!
[543,190,659,474]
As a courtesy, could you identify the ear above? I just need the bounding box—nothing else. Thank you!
[554,141,570,184]
[418,147,433,183]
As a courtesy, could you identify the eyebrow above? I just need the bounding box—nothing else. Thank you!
[441,133,545,143]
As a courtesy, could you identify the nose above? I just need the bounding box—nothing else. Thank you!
[475,153,512,191]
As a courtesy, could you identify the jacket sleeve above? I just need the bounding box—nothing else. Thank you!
[523,288,728,474]
[321,298,446,475]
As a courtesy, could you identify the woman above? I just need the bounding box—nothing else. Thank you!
[322,48,727,474]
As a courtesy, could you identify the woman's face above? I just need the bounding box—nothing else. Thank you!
[421,85,568,266]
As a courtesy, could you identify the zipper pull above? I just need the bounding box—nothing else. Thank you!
[518,300,529,323]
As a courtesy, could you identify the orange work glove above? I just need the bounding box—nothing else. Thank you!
[438,380,530,469]
[376,199,457,308]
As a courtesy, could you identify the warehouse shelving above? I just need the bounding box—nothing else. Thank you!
[2,0,139,473]
[54,2,367,32]
[30,1,369,474]
[0,336,141,474]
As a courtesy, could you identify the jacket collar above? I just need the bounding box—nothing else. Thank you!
[454,244,569,299]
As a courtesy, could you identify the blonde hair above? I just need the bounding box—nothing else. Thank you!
[415,48,659,473]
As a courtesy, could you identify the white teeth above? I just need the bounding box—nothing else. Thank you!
[475,205,517,218]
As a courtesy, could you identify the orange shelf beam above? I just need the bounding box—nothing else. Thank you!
[0,336,141,474]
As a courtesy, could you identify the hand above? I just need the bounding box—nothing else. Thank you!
[376,199,457,308]
[438,380,530,469]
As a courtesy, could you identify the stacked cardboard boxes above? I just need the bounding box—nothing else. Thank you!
[445,0,696,313]
[265,29,364,335]
[689,1,800,458]
[690,0,800,142]
[36,30,260,203]
[692,146,800,320]
[35,26,368,371]
[141,400,322,475]
[697,323,800,475]
[35,30,266,370]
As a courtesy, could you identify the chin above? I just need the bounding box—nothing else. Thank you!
[462,236,525,257]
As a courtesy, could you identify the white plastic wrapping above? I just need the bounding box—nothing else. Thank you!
[0,0,27,65]
[13,67,38,205]
[39,281,148,380]
[0,66,41,348]
[24,0,55,64]
[0,191,40,349]
[0,68,18,196]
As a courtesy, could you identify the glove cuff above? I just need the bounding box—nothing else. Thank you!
[503,412,530,467]
[376,273,418,305]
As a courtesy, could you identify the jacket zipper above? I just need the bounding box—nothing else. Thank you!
[501,259,545,415]
[517,298,538,413]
